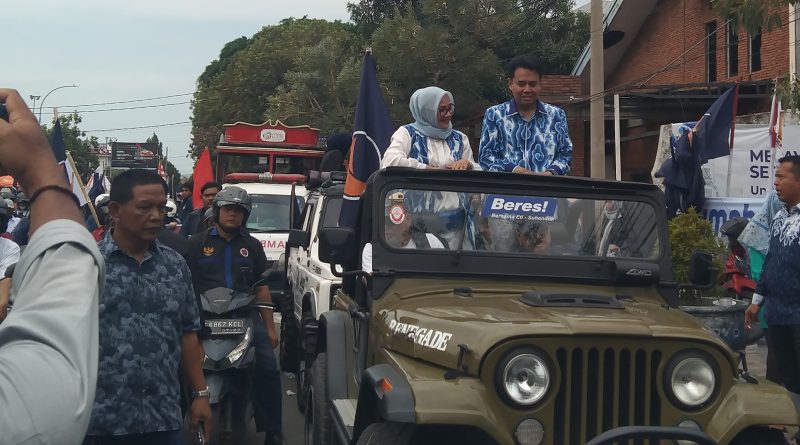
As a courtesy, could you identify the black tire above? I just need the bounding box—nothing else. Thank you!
[279,289,299,373]
[731,426,789,445]
[297,310,317,413]
[305,353,332,445]
[355,422,416,445]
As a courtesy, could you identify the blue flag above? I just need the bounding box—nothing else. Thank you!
[338,53,394,228]
[693,85,739,161]
[50,119,87,206]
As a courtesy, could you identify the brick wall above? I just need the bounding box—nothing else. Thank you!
[608,0,789,88]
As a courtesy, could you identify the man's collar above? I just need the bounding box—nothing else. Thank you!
[508,99,546,116]
[101,229,161,258]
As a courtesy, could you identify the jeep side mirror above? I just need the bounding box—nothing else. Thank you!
[318,227,356,267]
[688,251,717,289]
[287,229,311,249]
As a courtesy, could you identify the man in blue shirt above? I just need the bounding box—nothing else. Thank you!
[85,169,212,444]
[746,155,800,394]
[479,55,573,175]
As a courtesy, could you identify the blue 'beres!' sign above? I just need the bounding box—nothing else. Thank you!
[483,195,558,221]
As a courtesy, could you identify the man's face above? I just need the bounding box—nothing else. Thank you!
[110,184,167,243]
[202,187,220,208]
[775,162,800,206]
[178,187,191,200]
[218,205,245,232]
[508,67,542,109]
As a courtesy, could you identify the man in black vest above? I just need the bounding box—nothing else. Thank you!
[185,187,285,445]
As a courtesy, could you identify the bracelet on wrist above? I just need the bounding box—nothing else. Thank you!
[29,184,80,208]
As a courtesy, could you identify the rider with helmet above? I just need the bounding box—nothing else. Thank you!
[164,198,180,231]
[185,187,285,445]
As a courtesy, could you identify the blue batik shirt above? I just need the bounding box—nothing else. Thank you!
[88,232,200,436]
[478,100,573,175]
[757,204,800,326]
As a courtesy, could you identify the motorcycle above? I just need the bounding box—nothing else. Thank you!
[196,264,281,444]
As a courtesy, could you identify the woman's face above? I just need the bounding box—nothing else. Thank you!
[437,95,454,129]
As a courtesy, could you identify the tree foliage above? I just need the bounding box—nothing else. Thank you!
[190,1,588,159]
[713,0,797,34]
[44,113,99,179]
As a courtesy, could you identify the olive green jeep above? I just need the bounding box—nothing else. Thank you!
[303,168,799,445]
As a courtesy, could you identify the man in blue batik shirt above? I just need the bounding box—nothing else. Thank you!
[479,55,573,175]
[746,155,800,395]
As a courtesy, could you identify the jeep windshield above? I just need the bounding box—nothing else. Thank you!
[380,187,661,260]
[246,194,304,233]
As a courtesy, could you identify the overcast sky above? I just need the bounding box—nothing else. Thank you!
[7,0,589,175]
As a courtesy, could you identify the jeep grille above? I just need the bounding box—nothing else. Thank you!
[552,346,662,445]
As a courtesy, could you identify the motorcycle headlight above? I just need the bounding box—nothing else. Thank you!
[497,351,550,407]
[665,351,717,409]
[226,327,252,364]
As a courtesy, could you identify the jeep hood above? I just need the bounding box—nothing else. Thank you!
[374,281,730,373]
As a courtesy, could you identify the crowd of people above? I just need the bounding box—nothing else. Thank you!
[1,50,798,445]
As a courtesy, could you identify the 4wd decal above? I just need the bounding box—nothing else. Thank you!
[388,320,452,351]
[482,195,557,221]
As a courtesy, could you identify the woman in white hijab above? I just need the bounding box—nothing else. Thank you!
[382,86,480,171]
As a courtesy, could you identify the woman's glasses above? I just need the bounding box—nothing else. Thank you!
[438,104,455,115]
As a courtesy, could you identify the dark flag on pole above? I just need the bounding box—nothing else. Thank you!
[693,84,739,162]
[338,52,394,228]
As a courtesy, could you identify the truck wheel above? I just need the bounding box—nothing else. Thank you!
[297,311,317,413]
[731,426,789,445]
[355,422,416,445]
[279,290,299,373]
[305,353,332,445]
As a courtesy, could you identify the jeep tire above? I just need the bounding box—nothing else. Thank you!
[297,310,317,413]
[279,289,299,373]
[731,426,789,445]
[305,353,332,445]
[355,422,416,445]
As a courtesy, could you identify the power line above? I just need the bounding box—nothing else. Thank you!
[83,121,191,133]
[52,93,193,108]
[38,101,191,115]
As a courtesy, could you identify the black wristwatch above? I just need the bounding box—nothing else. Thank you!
[192,387,210,399]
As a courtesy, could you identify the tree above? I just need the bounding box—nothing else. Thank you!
[370,2,501,123]
[714,0,800,110]
[190,18,358,158]
[347,0,419,37]
[265,29,363,131]
[713,0,795,34]
[43,113,99,179]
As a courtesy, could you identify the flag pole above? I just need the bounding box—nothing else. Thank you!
[67,151,100,227]
[724,84,740,197]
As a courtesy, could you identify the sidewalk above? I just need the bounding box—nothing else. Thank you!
[744,340,768,377]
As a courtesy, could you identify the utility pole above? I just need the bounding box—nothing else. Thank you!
[590,0,606,179]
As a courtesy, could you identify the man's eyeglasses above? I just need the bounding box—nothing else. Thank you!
[438,104,455,115]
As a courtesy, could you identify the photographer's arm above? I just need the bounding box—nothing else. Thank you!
[0,89,103,444]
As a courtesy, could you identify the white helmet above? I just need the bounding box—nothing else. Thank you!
[166,199,177,218]
[95,193,110,207]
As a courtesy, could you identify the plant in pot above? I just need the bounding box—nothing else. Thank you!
[669,208,756,351]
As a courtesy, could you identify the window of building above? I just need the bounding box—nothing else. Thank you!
[727,20,739,77]
[750,30,762,72]
[706,21,717,82]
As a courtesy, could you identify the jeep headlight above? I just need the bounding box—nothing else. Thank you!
[666,351,717,409]
[498,351,550,406]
